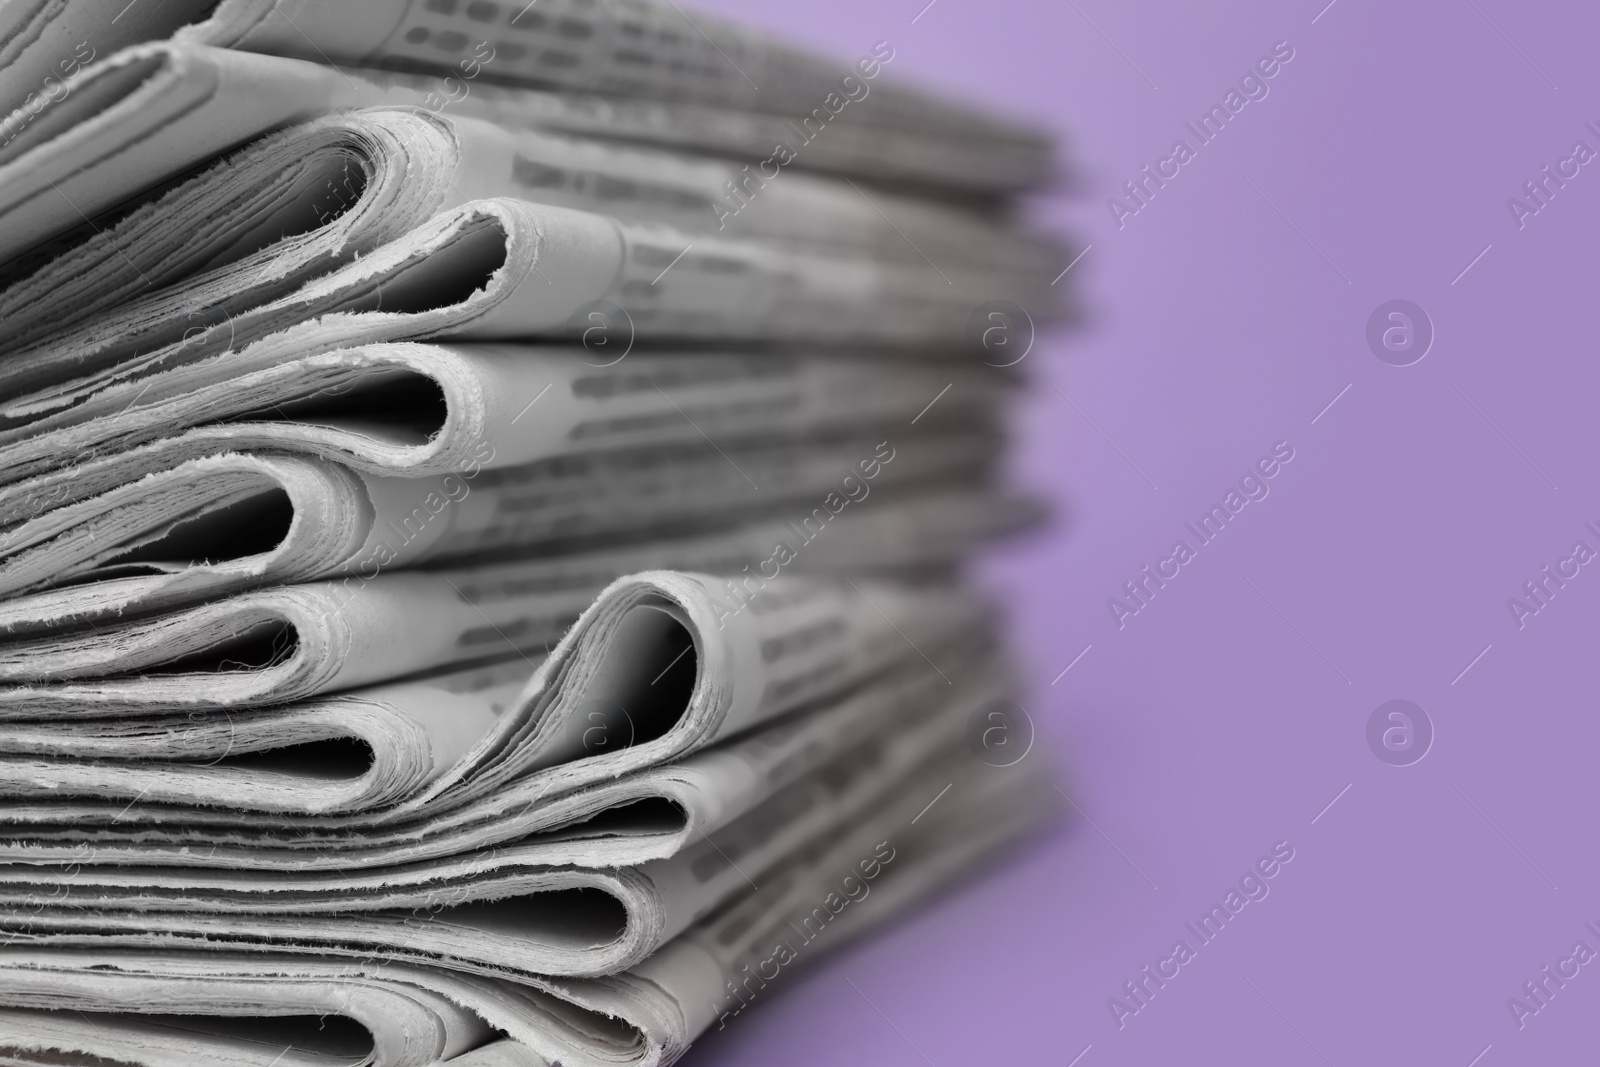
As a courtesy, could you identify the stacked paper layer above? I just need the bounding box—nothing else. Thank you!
[0,2,1070,1064]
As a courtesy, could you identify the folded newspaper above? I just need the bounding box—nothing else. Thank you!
[0,106,1057,359]
[0,754,1053,1067]
[0,195,1054,456]
[0,573,1035,981]
[0,39,1055,272]
[0,1,1069,1063]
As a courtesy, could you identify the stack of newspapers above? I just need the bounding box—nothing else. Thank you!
[0,2,1068,1064]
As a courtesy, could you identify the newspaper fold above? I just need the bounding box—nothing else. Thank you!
[0,43,391,269]
[0,609,999,825]
[185,0,1018,133]
[0,341,1008,502]
[0,41,1052,269]
[0,192,1054,454]
[0,751,1049,1067]
[0,572,987,849]
[0,721,1031,981]
[0,486,1022,722]
[0,0,1039,136]
[0,751,1051,1066]
[0,107,1055,359]
[0,429,999,626]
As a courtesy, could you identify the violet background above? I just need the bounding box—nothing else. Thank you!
[679,0,1597,1063]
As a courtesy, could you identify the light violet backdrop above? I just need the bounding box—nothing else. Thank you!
[679,1,1597,1063]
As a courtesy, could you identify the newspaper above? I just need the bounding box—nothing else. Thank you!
[0,0,1040,134]
[0,43,392,270]
[0,486,1025,722]
[0,41,1053,271]
[0,3,1064,1059]
[0,601,1003,826]
[0,192,1055,454]
[0,713,1024,979]
[0,106,1057,360]
[190,0,1023,134]
[0,749,1052,1066]
[0,650,1011,995]
[0,341,1011,499]
[0,571,989,849]
[0,427,1002,627]
[394,66,1056,195]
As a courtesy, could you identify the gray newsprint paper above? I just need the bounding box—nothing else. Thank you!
[0,598,1004,826]
[0,37,1053,267]
[0,427,1006,627]
[0,672,1009,979]
[0,342,1010,498]
[0,487,1025,726]
[0,741,1053,1066]
[0,572,991,852]
[1,0,1042,132]
[0,191,1053,466]
[0,568,1048,987]
[0,5,1065,1064]
[0,106,1057,359]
